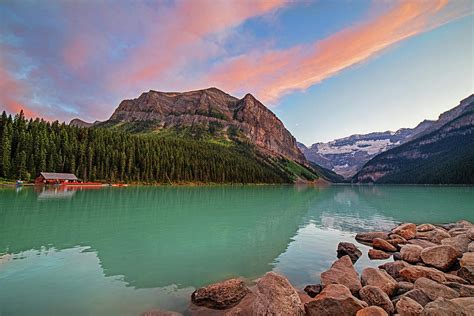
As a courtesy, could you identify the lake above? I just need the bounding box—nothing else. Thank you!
[0,185,473,315]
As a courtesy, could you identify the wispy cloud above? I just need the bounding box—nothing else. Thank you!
[206,0,473,104]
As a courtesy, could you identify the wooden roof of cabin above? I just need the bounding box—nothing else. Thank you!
[39,172,78,180]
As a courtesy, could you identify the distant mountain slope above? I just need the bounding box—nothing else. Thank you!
[299,120,433,178]
[104,87,306,164]
[70,118,101,128]
[353,95,474,184]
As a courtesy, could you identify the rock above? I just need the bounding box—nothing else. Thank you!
[460,252,474,268]
[468,242,474,252]
[321,256,362,295]
[373,238,398,252]
[467,228,474,240]
[305,284,367,316]
[388,234,408,246]
[407,239,438,249]
[441,234,471,253]
[252,272,304,315]
[444,273,468,284]
[421,297,467,316]
[141,311,182,316]
[359,285,395,314]
[361,267,398,297]
[397,282,414,294]
[440,223,457,231]
[401,244,423,264]
[414,277,459,301]
[337,242,362,263]
[456,220,474,228]
[395,296,423,316]
[448,227,469,237]
[356,306,388,316]
[417,224,436,232]
[450,297,474,313]
[399,265,447,283]
[457,266,474,284]
[416,228,450,244]
[191,278,250,309]
[420,245,460,271]
[379,261,410,280]
[368,249,391,260]
[304,284,322,298]
[356,232,390,243]
[443,282,474,296]
[395,289,431,307]
[392,223,417,240]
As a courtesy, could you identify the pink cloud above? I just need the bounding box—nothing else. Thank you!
[206,0,473,104]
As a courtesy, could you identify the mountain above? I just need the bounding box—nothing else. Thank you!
[105,87,306,164]
[299,120,434,178]
[353,95,474,184]
[70,119,101,128]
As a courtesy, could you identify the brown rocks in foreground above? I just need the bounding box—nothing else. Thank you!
[420,245,460,271]
[369,249,391,260]
[305,284,368,316]
[321,255,362,295]
[395,296,423,316]
[460,252,474,268]
[399,265,447,283]
[191,278,249,309]
[304,284,322,298]
[356,306,388,316]
[414,277,459,301]
[361,267,398,297]
[400,244,423,264]
[392,223,417,240]
[359,285,395,314]
[421,297,467,315]
[373,238,398,252]
[337,242,362,263]
[252,272,304,316]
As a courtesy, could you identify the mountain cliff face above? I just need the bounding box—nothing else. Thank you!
[108,88,306,163]
[353,95,474,184]
[299,120,434,178]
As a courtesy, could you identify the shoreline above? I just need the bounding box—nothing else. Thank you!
[142,220,474,315]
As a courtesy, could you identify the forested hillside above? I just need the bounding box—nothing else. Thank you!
[0,111,318,184]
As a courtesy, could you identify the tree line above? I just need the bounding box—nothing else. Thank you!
[0,111,289,183]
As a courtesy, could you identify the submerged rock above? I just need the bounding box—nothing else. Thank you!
[359,285,394,314]
[337,242,362,263]
[304,284,322,298]
[368,249,391,260]
[252,272,304,316]
[321,255,362,295]
[395,296,423,316]
[305,284,367,316]
[191,278,249,309]
[420,245,460,271]
[361,267,398,297]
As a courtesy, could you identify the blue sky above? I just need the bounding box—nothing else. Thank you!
[1,0,473,144]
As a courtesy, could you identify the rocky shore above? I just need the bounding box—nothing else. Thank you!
[143,220,474,315]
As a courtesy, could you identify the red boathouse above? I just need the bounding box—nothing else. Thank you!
[35,172,79,185]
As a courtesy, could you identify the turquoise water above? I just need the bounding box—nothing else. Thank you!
[0,185,473,315]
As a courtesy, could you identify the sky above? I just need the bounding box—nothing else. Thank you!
[1,0,473,144]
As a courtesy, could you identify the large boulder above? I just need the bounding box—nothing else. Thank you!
[397,281,414,294]
[392,223,417,240]
[356,232,389,243]
[417,224,436,232]
[379,261,410,280]
[396,289,431,307]
[399,265,447,283]
[395,296,423,316]
[420,245,460,271]
[441,234,471,253]
[361,267,398,297]
[468,242,474,252]
[321,255,362,295]
[421,297,467,316]
[414,277,459,301]
[467,228,474,240]
[252,272,304,315]
[460,252,474,268]
[337,242,362,263]
[373,238,397,252]
[387,234,407,247]
[457,266,474,284]
[359,285,394,314]
[443,282,474,297]
[304,284,322,298]
[407,239,438,249]
[305,284,368,316]
[191,278,249,309]
[401,244,423,264]
[448,227,470,237]
[450,297,474,314]
[356,306,388,316]
[368,249,391,260]
[416,228,450,244]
